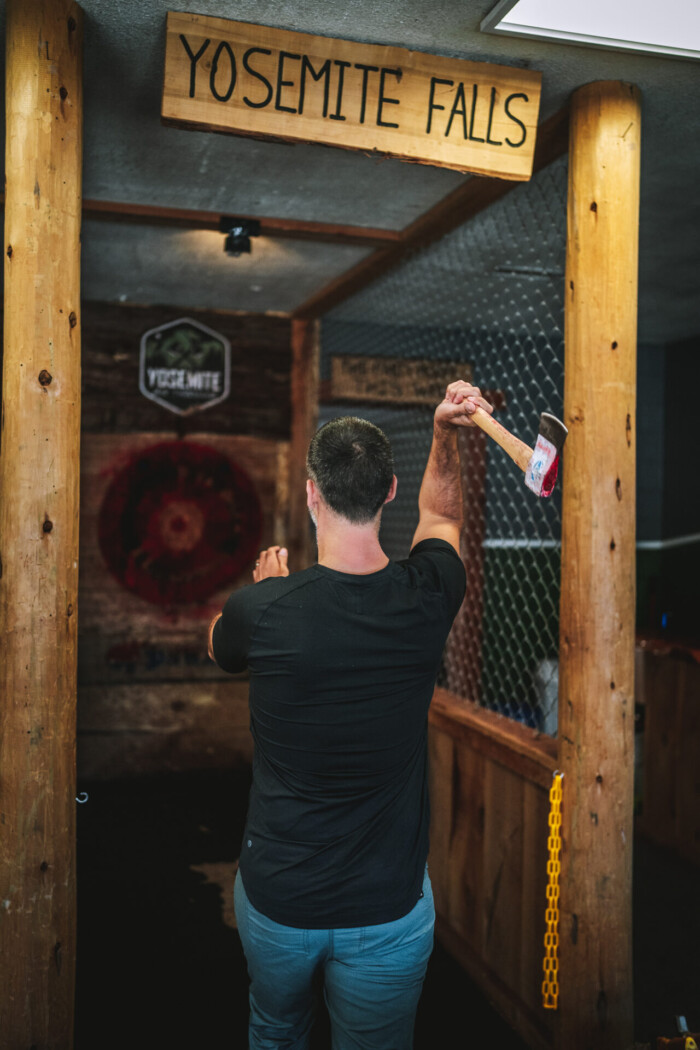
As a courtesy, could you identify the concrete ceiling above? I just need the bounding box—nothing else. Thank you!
[3,0,699,343]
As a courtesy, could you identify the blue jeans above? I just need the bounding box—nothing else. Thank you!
[234,867,435,1050]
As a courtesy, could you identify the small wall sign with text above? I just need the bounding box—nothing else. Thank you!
[163,13,542,180]
[139,317,231,416]
[328,356,474,407]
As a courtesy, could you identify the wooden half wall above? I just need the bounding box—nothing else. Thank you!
[428,688,558,1050]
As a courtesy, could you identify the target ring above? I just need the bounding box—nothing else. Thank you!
[98,442,262,605]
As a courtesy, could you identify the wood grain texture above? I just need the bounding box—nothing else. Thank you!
[427,728,453,919]
[329,355,472,406]
[78,680,253,780]
[557,81,641,1050]
[449,741,486,945]
[520,779,549,1010]
[637,648,700,866]
[430,688,557,789]
[163,12,541,179]
[470,405,533,472]
[76,431,285,780]
[0,2,83,1044]
[428,694,555,1050]
[482,762,524,991]
[80,301,291,438]
[73,306,290,783]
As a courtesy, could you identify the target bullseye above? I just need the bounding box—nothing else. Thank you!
[98,442,262,605]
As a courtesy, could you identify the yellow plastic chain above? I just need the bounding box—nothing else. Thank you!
[686,1038,698,1049]
[542,770,564,1010]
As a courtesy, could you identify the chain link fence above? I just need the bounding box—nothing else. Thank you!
[319,157,567,735]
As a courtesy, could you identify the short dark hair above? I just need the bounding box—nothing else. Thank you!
[306,417,394,524]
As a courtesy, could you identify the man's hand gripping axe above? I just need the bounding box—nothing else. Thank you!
[470,407,568,497]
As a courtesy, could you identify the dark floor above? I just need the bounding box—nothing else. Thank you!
[75,770,698,1049]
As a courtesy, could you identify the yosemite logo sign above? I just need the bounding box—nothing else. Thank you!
[139,317,230,416]
[162,13,542,181]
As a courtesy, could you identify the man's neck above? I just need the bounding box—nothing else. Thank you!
[316,516,389,575]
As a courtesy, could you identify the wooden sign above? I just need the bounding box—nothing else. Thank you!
[139,317,231,416]
[163,13,542,180]
[329,356,473,406]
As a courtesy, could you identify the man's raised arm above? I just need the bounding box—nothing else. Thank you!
[411,381,493,554]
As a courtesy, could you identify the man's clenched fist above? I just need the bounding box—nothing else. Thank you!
[253,545,290,582]
[434,380,493,430]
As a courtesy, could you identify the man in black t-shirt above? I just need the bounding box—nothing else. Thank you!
[209,380,492,1050]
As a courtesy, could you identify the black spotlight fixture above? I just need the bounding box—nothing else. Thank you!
[218,216,261,257]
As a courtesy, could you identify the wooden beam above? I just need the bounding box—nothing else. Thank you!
[557,81,641,1050]
[82,199,401,248]
[287,319,320,571]
[0,194,401,248]
[0,1,83,1045]
[292,104,569,319]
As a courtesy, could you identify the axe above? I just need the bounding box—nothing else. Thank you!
[469,407,568,497]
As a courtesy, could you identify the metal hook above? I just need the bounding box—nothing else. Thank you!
[76,791,89,804]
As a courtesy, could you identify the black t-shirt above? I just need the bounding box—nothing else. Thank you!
[212,538,466,929]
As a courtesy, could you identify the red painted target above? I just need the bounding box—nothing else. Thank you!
[98,442,262,605]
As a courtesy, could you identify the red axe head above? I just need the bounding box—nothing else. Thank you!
[525,413,568,498]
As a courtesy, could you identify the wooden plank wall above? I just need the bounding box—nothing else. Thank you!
[76,302,292,780]
[80,301,291,437]
[428,688,558,1050]
[637,646,700,866]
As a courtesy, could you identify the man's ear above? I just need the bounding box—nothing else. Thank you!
[384,475,398,505]
[306,479,316,507]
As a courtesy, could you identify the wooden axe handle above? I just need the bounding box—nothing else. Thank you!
[470,406,533,473]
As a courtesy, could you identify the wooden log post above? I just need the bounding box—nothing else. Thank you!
[287,318,320,570]
[557,82,641,1050]
[0,2,83,1045]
